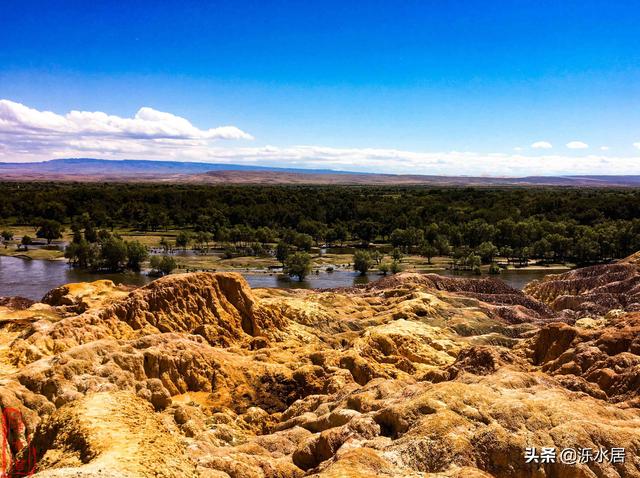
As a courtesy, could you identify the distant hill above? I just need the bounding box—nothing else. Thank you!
[192,171,640,187]
[1,158,640,186]
[0,158,350,176]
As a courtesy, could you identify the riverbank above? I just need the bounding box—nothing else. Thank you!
[0,243,573,276]
[0,253,572,301]
[1,223,576,274]
[0,246,65,260]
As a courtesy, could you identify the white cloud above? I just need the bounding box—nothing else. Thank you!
[531,141,553,149]
[600,146,610,151]
[513,147,523,151]
[633,142,640,150]
[566,141,589,149]
[0,100,253,147]
[4,140,640,176]
[2,99,640,177]
[186,146,640,176]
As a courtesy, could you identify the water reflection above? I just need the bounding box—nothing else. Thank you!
[0,255,557,301]
[0,256,151,301]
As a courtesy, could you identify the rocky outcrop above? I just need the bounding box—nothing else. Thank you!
[352,273,555,324]
[1,270,639,477]
[521,311,640,404]
[0,296,34,310]
[29,391,198,477]
[10,273,288,365]
[98,272,288,344]
[524,262,640,317]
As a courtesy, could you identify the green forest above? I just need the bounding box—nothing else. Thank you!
[2,182,640,266]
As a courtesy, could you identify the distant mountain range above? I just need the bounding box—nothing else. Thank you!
[1,158,640,186]
[0,158,349,175]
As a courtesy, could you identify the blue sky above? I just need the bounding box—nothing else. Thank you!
[1,0,639,175]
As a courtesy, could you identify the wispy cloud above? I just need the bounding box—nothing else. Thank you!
[190,146,637,176]
[566,141,589,149]
[531,141,553,149]
[634,142,640,150]
[1,99,639,176]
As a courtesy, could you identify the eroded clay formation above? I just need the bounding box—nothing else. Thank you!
[1,264,639,477]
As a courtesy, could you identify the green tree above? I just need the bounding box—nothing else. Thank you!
[250,242,266,257]
[276,241,290,266]
[419,242,438,264]
[150,255,177,276]
[404,227,424,252]
[391,227,425,252]
[334,224,349,246]
[353,250,372,275]
[100,236,128,271]
[544,234,570,262]
[391,247,403,263]
[516,247,531,266]
[476,241,499,264]
[575,232,599,263]
[84,223,97,243]
[255,227,275,245]
[194,231,212,251]
[532,238,552,261]
[293,233,313,252]
[1,230,13,243]
[159,236,171,253]
[97,229,111,242]
[354,220,378,247]
[65,239,97,269]
[39,201,66,223]
[371,250,384,265]
[175,231,191,250]
[126,240,148,271]
[298,220,325,245]
[500,246,514,262]
[434,235,451,256]
[21,235,33,249]
[324,228,338,246]
[36,220,64,244]
[467,254,482,274]
[390,229,407,249]
[285,252,312,281]
[70,223,83,244]
[452,246,472,269]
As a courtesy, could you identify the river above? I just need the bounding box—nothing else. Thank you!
[0,255,558,301]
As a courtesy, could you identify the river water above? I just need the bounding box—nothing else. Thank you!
[0,255,557,301]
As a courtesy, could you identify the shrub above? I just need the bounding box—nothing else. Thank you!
[391,248,403,262]
[353,250,372,275]
[285,252,312,281]
[150,255,177,276]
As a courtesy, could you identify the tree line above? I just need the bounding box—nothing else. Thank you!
[2,182,640,265]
